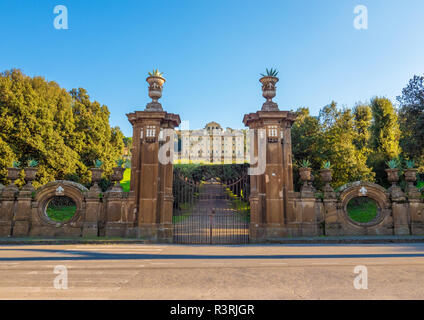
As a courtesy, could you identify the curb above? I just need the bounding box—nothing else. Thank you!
[262,237,424,245]
[1,237,424,245]
[0,239,150,245]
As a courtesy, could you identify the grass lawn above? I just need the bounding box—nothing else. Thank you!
[120,168,131,192]
[172,203,193,223]
[46,205,76,222]
[347,197,378,223]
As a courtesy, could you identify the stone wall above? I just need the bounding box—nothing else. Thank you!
[283,178,424,239]
[0,177,132,238]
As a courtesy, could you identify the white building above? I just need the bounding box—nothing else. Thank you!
[175,122,249,163]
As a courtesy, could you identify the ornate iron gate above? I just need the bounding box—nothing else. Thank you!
[172,169,250,244]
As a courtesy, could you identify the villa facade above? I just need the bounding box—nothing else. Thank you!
[175,121,250,163]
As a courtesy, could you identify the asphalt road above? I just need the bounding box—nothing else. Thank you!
[1,243,424,299]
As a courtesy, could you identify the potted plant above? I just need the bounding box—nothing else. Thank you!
[404,160,420,197]
[298,159,312,182]
[7,161,21,186]
[404,160,417,182]
[320,161,332,183]
[385,159,400,185]
[146,69,165,111]
[23,159,38,190]
[111,159,126,187]
[259,68,279,111]
[90,160,103,190]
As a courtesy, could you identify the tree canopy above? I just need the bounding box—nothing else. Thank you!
[0,69,124,188]
[397,74,424,171]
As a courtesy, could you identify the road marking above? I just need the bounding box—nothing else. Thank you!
[65,248,162,252]
[74,246,166,249]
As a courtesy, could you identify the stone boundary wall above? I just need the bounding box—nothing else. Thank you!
[282,180,424,239]
[1,170,423,240]
[0,179,132,238]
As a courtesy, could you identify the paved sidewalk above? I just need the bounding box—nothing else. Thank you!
[1,235,424,245]
[1,243,424,299]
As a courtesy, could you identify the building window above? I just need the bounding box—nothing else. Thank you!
[146,126,156,138]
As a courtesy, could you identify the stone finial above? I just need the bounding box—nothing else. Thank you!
[145,72,165,111]
[90,167,103,192]
[259,76,279,111]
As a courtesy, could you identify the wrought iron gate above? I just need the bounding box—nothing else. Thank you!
[172,170,250,244]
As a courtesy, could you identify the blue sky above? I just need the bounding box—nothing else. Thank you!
[1,0,423,136]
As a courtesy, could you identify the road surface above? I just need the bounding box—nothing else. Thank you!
[0,243,424,299]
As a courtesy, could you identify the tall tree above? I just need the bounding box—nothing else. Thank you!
[320,104,374,188]
[0,69,124,187]
[69,88,124,183]
[291,107,326,190]
[353,104,372,155]
[368,97,401,185]
[397,74,424,170]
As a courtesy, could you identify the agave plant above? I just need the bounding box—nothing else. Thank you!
[405,160,415,169]
[299,159,311,168]
[116,159,125,168]
[148,69,164,77]
[322,161,331,169]
[260,68,279,77]
[12,160,21,168]
[386,158,400,169]
[27,159,38,167]
[93,159,103,168]
[124,159,131,169]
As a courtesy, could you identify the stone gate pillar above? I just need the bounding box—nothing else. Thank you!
[126,74,180,242]
[243,75,296,242]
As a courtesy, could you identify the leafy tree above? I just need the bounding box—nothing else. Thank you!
[0,69,124,187]
[319,104,374,188]
[397,74,424,171]
[291,107,326,190]
[291,104,374,190]
[368,97,401,185]
[353,104,372,155]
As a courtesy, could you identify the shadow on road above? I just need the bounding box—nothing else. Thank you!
[1,247,424,261]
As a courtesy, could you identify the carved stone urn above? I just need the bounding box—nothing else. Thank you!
[385,168,399,185]
[320,168,335,197]
[320,169,332,183]
[259,76,279,111]
[404,168,417,182]
[90,168,103,191]
[299,167,312,183]
[110,167,125,191]
[146,75,166,111]
[6,167,20,190]
[385,168,404,199]
[23,167,38,191]
[404,168,420,198]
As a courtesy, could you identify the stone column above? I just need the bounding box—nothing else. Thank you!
[386,169,410,235]
[13,188,32,237]
[83,189,101,237]
[126,74,180,242]
[243,75,296,241]
[404,168,424,235]
[0,168,20,237]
